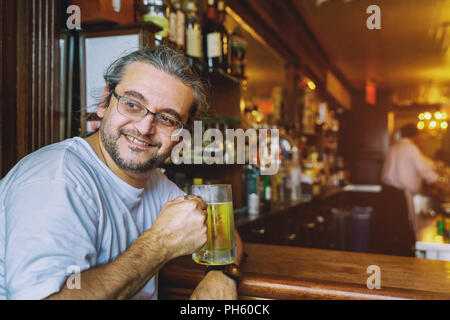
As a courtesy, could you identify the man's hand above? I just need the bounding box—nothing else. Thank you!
[190,271,237,300]
[146,195,208,262]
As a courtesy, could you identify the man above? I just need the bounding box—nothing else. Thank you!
[381,123,448,233]
[0,45,243,300]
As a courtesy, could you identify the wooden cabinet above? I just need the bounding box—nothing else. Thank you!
[237,189,415,257]
[69,0,136,25]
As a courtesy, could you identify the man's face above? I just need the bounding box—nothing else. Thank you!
[97,62,194,174]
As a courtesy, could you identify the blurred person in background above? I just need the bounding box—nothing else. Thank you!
[381,123,449,233]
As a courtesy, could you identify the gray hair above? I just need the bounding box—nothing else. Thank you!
[103,45,209,126]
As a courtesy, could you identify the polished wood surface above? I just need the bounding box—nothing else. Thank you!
[159,242,450,300]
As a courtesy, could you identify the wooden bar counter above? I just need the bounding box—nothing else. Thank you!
[159,242,450,300]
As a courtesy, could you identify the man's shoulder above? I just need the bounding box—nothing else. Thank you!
[1,137,97,188]
[392,138,418,152]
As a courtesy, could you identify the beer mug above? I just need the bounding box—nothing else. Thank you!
[191,184,236,265]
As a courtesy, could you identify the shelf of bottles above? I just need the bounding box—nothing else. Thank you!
[295,77,347,202]
[137,1,347,215]
[137,0,247,79]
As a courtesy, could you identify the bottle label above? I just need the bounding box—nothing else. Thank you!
[143,15,169,38]
[265,186,271,200]
[169,12,177,42]
[187,29,202,57]
[248,193,259,215]
[207,32,222,58]
[177,12,185,47]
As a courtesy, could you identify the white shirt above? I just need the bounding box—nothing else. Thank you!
[0,137,184,300]
[381,138,438,194]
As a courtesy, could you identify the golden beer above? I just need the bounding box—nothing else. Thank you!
[191,185,236,265]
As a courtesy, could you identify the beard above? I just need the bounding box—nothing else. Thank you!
[99,122,170,174]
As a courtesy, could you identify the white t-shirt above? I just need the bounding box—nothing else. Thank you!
[0,137,184,300]
[381,138,439,232]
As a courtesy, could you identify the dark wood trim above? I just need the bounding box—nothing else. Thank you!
[1,0,4,176]
[16,0,61,160]
[227,0,355,96]
[1,0,18,177]
[227,0,300,68]
[288,0,356,94]
[389,104,442,112]
[283,64,301,128]
[1,0,61,177]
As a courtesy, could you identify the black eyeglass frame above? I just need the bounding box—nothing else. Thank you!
[111,90,187,132]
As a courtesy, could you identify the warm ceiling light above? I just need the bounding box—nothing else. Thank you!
[418,113,425,120]
[434,112,442,119]
[417,121,425,130]
[430,121,437,128]
[441,121,448,129]
[307,81,316,90]
[424,112,432,120]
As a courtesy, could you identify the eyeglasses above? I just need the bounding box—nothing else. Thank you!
[112,90,186,136]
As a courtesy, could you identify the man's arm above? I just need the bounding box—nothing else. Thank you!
[189,230,244,300]
[45,229,166,300]
[45,196,208,300]
[412,147,439,185]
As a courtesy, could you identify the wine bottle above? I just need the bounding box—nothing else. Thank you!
[141,0,169,46]
[244,164,260,215]
[175,0,185,50]
[230,27,247,77]
[185,0,203,72]
[203,0,222,73]
[217,0,230,73]
[168,0,178,46]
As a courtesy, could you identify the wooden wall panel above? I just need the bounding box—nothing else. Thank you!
[339,91,391,184]
[1,0,18,177]
[16,0,61,161]
[1,0,4,176]
[1,0,61,177]
[283,65,300,128]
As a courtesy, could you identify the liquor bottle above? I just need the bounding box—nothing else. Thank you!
[217,0,230,73]
[230,27,247,77]
[193,177,203,185]
[168,0,178,46]
[289,147,302,202]
[271,159,280,204]
[184,0,203,72]
[175,0,185,50]
[262,175,272,210]
[140,0,169,45]
[203,0,223,73]
[244,164,260,216]
[337,156,346,187]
